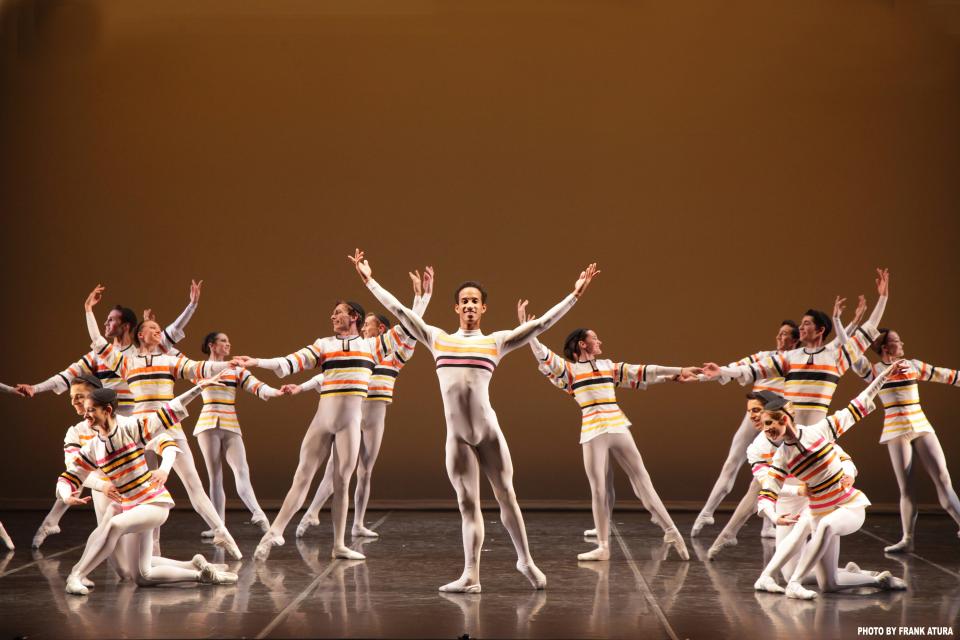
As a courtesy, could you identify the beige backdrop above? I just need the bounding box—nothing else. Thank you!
[1,1,958,510]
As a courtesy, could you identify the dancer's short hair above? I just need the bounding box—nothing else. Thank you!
[454,281,488,304]
[70,374,103,390]
[872,328,891,355]
[746,390,781,405]
[201,331,221,355]
[89,388,118,413]
[803,309,832,341]
[368,313,391,329]
[563,328,590,361]
[336,300,366,332]
[131,319,156,347]
[113,305,138,332]
[781,319,799,341]
[762,396,795,423]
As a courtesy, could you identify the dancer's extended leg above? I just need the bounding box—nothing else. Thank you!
[608,433,688,560]
[197,431,226,524]
[693,412,754,537]
[580,436,612,560]
[786,507,865,599]
[353,401,387,537]
[221,431,269,530]
[297,447,336,538]
[476,430,546,588]
[584,464,614,537]
[754,515,811,593]
[913,433,960,533]
[331,424,364,559]
[32,499,70,548]
[440,437,483,593]
[886,437,918,553]
[708,479,760,560]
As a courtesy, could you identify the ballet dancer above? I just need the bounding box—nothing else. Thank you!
[87,312,242,559]
[351,248,599,592]
[32,375,120,548]
[520,303,697,561]
[294,267,433,539]
[851,329,960,552]
[234,284,423,561]
[754,360,907,599]
[702,269,889,427]
[194,332,283,537]
[15,282,201,414]
[58,381,237,595]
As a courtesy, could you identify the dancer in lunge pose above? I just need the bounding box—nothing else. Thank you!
[16,282,202,415]
[31,375,120,549]
[751,361,908,599]
[86,311,241,559]
[58,379,238,595]
[234,280,424,562]
[520,303,697,561]
[703,269,889,427]
[851,329,960,552]
[194,332,283,537]
[294,268,433,539]
[351,248,599,592]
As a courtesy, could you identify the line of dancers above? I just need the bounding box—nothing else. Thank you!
[1,254,957,599]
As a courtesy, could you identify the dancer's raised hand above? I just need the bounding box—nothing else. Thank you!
[409,270,422,297]
[876,268,889,297]
[423,266,434,296]
[349,248,372,283]
[573,263,600,298]
[84,284,105,312]
[852,295,867,325]
[143,309,156,322]
[832,296,846,319]
[190,279,203,304]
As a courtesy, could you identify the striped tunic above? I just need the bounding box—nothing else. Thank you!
[729,350,784,394]
[192,367,278,436]
[99,348,228,420]
[531,339,679,444]
[723,321,879,420]
[63,420,110,487]
[853,357,959,444]
[759,392,875,518]
[57,401,189,510]
[367,293,429,403]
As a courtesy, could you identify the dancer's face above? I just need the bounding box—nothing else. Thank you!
[775,324,797,351]
[330,303,358,335]
[760,411,789,440]
[209,333,231,358]
[882,331,904,359]
[83,398,111,429]
[137,320,163,349]
[746,399,765,429]
[578,330,602,358]
[798,315,823,344]
[455,287,486,329]
[362,314,385,338]
[105,309,126,339]
[70,383,94,416]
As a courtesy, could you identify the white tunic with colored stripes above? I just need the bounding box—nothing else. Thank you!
[64,420,110,487]
[759,392,876,518]
[192,367,280,436]
[530,339,679,444]
[367,294,430,403]
[853,357,959,444]
[57,401,189,510]
[729,350,784,394]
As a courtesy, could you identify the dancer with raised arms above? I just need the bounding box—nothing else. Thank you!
[350,248,598,593]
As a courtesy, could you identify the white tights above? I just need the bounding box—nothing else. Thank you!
[162,429,231,533]
[264,396,362,550]
[698,412,755,518]
[302,401,387,529]
[582,432,678,548]
[72,504,199,585]
[37,485,114,533]
[788,507,880,592]
[196,429,266,524]
[887,432,960,542]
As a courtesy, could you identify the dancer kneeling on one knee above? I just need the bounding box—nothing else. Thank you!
[57,376,237,595]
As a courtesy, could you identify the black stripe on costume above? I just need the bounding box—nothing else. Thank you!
[881,379,916,390]
[572,376,615,391]
[321,359,376,372]
[127,372,176,384]
[786,371,840,383]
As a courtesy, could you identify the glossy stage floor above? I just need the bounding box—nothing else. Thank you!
[0,509,956,639]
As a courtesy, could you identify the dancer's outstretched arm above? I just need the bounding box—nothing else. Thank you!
[238,369,282,400]
[351,250,438,347]
[913,360,960,387]
[0,383,16,394]
[499,264,599,355]
[281,373,323,396]
[825,359,904,442]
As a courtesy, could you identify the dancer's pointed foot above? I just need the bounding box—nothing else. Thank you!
[690,514,714,538]
[254,532,284,561]
[81,577,95,588]
[295,512,319,538]
[876,570,908,591]
[707,533,737,560]
[351,524,380,538]
[31,524,60,549]
[439,574,481,593]
[663,528,690,561]
[200,529,216,539]
[65,574,89,596]
[754,575,785,593]
[199,565,239,585]
[844,561,861,573]
[884,537,914,554]
[785,580,817,600]
[577,546,610,561]
[212,527,243,560]
[251,512,271,534]
[0,524,14,551]
[331,545,366,560]
[517,560,547,589]
[192,554,228,573]
[583,528,598,537]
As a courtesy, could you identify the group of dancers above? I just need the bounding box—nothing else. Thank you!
[0,253,957,600]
